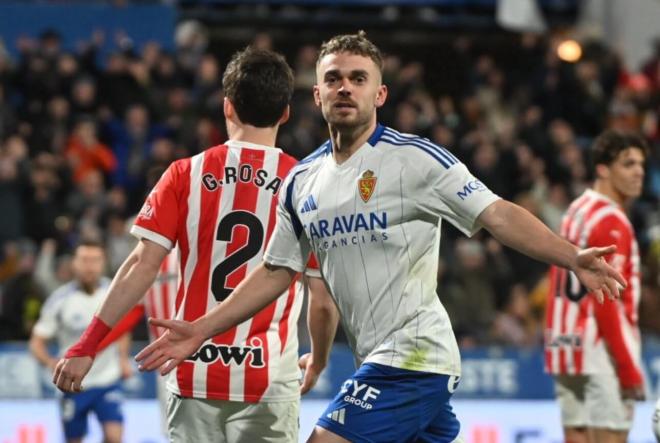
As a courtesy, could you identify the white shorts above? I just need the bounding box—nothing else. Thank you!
[156,375,168,436]
[554,374,634,431]
[166,392,299,443]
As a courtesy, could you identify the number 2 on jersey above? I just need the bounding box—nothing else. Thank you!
[211,211,264,301]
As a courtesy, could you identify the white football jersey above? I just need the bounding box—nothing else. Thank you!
[33,277,122,388]
[265,124,500,375]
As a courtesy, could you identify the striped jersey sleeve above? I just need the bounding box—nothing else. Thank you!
[132,161,186,250]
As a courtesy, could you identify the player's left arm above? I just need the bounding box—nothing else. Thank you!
[477,199,625,302]
[300,273,339,394]
[586,216,644,398]
[117,332,133,380]
[420,156,625,303]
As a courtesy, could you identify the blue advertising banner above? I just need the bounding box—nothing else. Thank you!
[2,342,660,400]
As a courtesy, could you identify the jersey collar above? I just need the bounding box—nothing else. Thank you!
[367,123,385,146]
[226,140,282,152]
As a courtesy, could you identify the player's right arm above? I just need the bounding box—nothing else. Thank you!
[53,162,182,393]
[29,334,57,371]
[136,261,297,374]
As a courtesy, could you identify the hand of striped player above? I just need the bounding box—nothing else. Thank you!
[52,356,94,393]
[573,245,627,303]
[135,318,205,375]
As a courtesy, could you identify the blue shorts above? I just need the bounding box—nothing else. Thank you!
[59,383,124,439]
[317,363,461,443]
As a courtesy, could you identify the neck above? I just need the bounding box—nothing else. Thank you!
[227,124,278,148]
[329,118,377,165]
[593,180,627,207]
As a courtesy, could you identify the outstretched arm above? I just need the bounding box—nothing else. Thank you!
[135,262,296,375]
[477,199,625,302]
[299,276,339,394]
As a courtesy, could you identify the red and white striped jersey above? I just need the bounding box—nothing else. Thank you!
[544,189,642,388]
[131,140,304,402]
[143,247,179,341]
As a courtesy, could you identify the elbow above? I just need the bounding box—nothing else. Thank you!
[28,335,41,357]
[478,199,509,234]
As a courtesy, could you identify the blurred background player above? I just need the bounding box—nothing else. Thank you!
[29,239,132,443]
[53,46,327,442]
[545,130,648,443]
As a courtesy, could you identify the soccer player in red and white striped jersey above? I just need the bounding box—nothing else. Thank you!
[545,130,648,443]
[54,47,326,442]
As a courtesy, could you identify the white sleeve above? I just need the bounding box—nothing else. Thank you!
[32,294,60,339]
[263,171,311,273]
[418,161,500,236]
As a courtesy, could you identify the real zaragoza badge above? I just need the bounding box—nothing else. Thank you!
[358,170,377,203]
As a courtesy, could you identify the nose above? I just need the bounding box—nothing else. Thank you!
[338,78,352,95]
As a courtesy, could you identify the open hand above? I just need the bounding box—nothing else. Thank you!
[573,245,626,303]
[134,318,204,375]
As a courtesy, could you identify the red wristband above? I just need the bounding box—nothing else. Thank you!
[618,364,643,389]
[65,316,112,359]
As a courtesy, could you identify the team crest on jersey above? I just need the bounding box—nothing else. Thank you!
[358,170,377,203]
[138,200,154,220]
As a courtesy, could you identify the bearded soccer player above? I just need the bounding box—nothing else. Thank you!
[133,32,626,443]
[53,47,327,442]
[545,130,648,443]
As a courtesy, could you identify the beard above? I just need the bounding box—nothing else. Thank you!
[324,106,371,131]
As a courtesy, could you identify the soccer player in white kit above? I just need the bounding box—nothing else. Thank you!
[52,47,328,442]
[134,32,626,443]
[30,240,131,443]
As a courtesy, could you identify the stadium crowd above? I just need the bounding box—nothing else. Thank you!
[0,25,658,347]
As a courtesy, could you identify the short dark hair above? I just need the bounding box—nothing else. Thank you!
[222,47,294,128]
[317,30,384,73]
[75,238,105,251]
[591,129,649,168]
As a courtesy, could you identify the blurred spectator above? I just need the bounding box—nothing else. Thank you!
[34,239,72,295]
[0,239,45,340]
[104,103,167,206]
[440,238,498,346]
[0,137,29,247]
[65,117,116,183]
[492,283,540,347]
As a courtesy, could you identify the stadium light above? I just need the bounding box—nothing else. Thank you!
[556,39,582,63]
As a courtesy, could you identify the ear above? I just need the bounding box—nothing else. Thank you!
[375,84,388,108]
[223,97,235,121]
[279,105,290,125]
[595,163,609,180]
[313,85,321,107]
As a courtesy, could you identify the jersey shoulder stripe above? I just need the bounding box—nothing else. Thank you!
[382,127,460,164]
[299,140,332,165]
[380,129,458,169]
